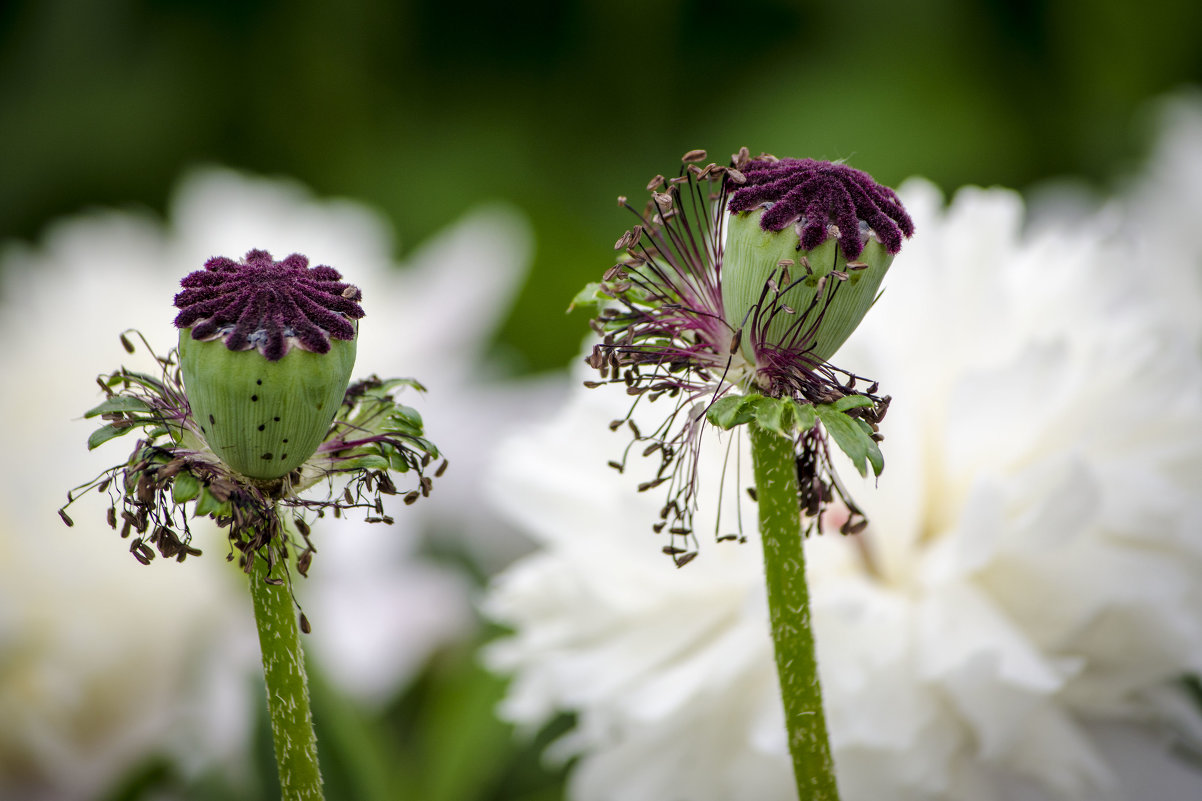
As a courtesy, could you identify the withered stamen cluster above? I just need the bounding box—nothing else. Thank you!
[584,148,906,565]
[60,335,444,584]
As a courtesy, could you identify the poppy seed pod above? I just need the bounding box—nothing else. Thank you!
[723,158,912,366]
[583,150,912,556]
[173,250,364,480]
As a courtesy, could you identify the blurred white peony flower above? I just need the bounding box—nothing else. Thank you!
[484,178,1202,801]
[0,166,542,797]
[1119,90,1202,337]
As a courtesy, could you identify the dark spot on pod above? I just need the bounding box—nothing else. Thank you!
[281,454,287,460]
[261,453,273,460]
[209,414,216,425]
[201,426,207,434]
[256,379,262,385]
[258,424,265,431]
[273,416,280,422]
[282,439,288,443]
[251,395,258,402]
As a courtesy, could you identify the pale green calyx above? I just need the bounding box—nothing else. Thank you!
[179,330,357,480]
[722,208,895,365]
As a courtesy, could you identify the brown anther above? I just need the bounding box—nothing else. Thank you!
[646,175,665,192]
[674,552,698,568]
[682,149,707,163]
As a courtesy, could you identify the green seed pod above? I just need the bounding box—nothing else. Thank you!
[179,330,356,479]
[172,249,365,480]
[723,208,894,364]
[722,157,913,368]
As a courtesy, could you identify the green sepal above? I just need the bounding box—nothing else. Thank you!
[381,444,413,473]
[706,394,759,430]
[828,395,874,413]
[88,423,135,450]
[386,405,424,437]
[754,397,796,439]
[172,471,202,504]
[194,486,231,518]
[333,454,392,472]
[568,282,611,316]
[815,404,884,478]
[85,396,152,418]
[791,401,818,432]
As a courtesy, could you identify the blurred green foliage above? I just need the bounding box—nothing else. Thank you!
[2,0,1201,373]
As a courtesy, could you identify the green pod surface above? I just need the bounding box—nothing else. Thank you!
[179,331,356,479]
[723,208,894,364]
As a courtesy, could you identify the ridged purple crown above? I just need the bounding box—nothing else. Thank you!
[173,249,364,362]
[727,158,915,259]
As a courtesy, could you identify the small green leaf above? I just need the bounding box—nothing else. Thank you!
[706,395,758,430]
[376,377,427,394]
[172,471,202,504]
[855,418,885,476]
[387,448,412,473]
[567,282,609,315]
[87,423,134,450]
[816,405,871,477]
[791,401,818,432]
[755,397,794,439]
[830,394,874,414]
[193,486,229,517]
[84,396,153,418]
[335,454,392,472]
[387,405,424,434]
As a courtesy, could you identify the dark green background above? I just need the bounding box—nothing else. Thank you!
[4,0,1201,374]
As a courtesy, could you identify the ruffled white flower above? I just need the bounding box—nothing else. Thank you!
[0,167,539,797]
[485,178,1202,801]
[1118,90,1202,338]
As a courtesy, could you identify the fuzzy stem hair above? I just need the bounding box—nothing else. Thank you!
[248,515,324,800]
[749,420,840,801]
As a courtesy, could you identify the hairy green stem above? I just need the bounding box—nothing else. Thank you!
[749,421,840,801]
[247,525,324,800]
